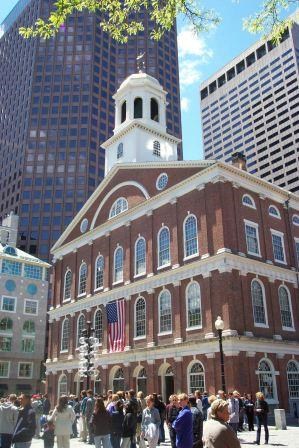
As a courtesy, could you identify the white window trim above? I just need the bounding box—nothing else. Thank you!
[158,289,172,334]
[113,246,124,283]
[183,214,199,259]
[287,360,299,399]
[133,335,146,341]
[94,255,104,291]
[24,299,39,315]
[134,296,146,339]
[244,219,261,257]
[134,237,146,277]
[0,360,10,378]
[63,269,72,302]
[76,314,85,348]
[270,229,287,265]
[157,263,171,271]
[93,308,103,345]
[187,360,205,394]
[94,286,104,293]
[242,194,256,209]
[157,226,171,268]
[185,281,202,330]
[60,318,70,352]
[269,205,281,219]
[78,262,87,296]
[251,278,269,328]
[18,361,33,379]
[256,358,278,405]
[278,285,295,331]
[292,214,299,227]
[1,295,17,313]
[109,197,128,219]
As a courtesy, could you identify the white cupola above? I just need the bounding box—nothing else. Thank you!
[102,72,180,174]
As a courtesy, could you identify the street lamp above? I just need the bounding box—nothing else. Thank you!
[78,320,100,389]
[215,316,226,393]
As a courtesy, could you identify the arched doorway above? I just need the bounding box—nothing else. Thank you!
[165,366,174,401]
[136,368,147,395]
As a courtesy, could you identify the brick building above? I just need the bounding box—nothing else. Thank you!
[46,72,299,415]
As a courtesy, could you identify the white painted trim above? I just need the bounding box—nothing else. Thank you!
[187,360,205,394]
[113,246,124,284]
[1,295,17,313]
[185,280,202,329]
[78,262,87,296]
[134,237,146,277]
[269,205,281,219]
[157,225,171,269]
[251,278,269,328]
[23,299,38,316]
[94,255,104,290]
[158,289,172,334]
[63,269,72,302]
[278,285,295,331]
[257,358,278,404]
[18,361,33,379]
[76,314,85,349]
[0,360,10,378]
[242,194,256,209]
[270,229,287,265]
[244,219,261,257]
[134,296,146,339]
[183,213,199,259]
[60,317,70,352]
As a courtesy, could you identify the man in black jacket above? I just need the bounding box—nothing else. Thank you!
[12,394,36,448]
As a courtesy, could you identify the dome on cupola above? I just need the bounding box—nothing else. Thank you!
[103,71,181,174]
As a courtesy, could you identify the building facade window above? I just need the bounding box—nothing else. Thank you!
[159,289,172,334]
[151,98,159,122]
[61,318,70,351]
[0,318,13,332]
[109,198,128,218]
[189,362,205,393]
[121,101,126,123]
[156,173,168,190]
[113,368,125,392]
[21,338,35,353]
[58,374,68,396]
[64,270,72,301]
[251,280,267,326]
[296,239,299,266]
[153,140,161,157]
[245,221,261,256]
[258,359,276,401]
[137,367,147,395]
[158,227,170,267]
[94,309,103,344]
[242,194,256,208]
[0,361,10,377]
[23,321,35,334]
[24,300,38,315]
[1,296,16,313]
[117,143,123,159]
[114,246,124,283]
[186,282,202,328]
[184,215,199,258]
[24,264,43,280]
[78,262,87,295]
[77,314,85,347]
[269,205,280,218]
[95,256,104,289]
[0,336,12,352]
[271,230,286,263]
[18,362,33,378]
[278,286,294,329]
[287,361,299,399]
[134,97,143,118]
[135,237,146,276]
[135,297,146,338]
[1,260,22,276]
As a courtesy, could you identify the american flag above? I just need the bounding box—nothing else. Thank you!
[106,299,126,352]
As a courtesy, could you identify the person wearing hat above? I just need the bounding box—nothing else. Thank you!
[203,399,240,448]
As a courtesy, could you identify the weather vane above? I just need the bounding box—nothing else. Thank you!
[136,52,146,73]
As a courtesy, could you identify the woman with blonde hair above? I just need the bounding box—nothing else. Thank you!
[254,392,269,445]
[50,395,75,448]
[203,399,240,448]
[206,395,217,420]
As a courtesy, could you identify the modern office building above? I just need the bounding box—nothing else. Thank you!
[0,0,182,261]
[0,212,50,395]
[46,72,299,415]
[200,22,299,193]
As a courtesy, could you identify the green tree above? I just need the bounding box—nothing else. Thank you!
[19,0,298,42]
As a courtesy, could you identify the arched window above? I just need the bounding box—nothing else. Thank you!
[77,314,85,347]
[135,297,146,337]
[61,318,70,351]
[114,246,123,283]
[159,289,172,333]
[287,361,299,399]
[269,205,280,218]
[279,286,293,329]
[78,263,87,295]
[58,374,68,396]
[23,321,35,334]
[189,362,205,393]
[258,359,276,400]
[137,367,147,395]
[113,368,125,392]
[63,270,72,301]
[186,282,202,328]
[251,280,267,326]
[151,98,159,122]
[135,237,146,275]
[121,101,126,123]
[94,309,103,344]
[134,97,143,118]
[292,215,299,226]
[0,317,13,332]
[153,140,161,157]
[117,143,123,159]
[95,255,104,290]
[109,198,128,218]
[184,215,199,258]
[158,227,170,267]
[242,194,256,209]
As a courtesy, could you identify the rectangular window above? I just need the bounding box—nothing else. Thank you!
[271,231,286,263]
[24,264,43,280]
[295,240,299,266]
[24,300,38,315]
[1,260,22,276]
[0,362,9,377]
[18,362,33,378]
[1,296,16,312]
[245,221,261,256]
[0,336,12,352]
[21,339,35,353]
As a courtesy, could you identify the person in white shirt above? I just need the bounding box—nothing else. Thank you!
[50,395,75,448]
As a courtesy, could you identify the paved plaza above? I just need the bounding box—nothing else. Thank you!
[30,425,299,448]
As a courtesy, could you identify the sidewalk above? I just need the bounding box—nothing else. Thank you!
[30,425,299,448]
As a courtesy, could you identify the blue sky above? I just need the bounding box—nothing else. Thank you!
[0,1,296,160]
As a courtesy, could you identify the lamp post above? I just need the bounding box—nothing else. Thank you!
[78,321,99,390]
[215,316,226,393]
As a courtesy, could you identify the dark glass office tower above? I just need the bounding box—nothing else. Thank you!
[0,0,182,260]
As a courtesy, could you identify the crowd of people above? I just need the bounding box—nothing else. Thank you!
[0,389,270,448]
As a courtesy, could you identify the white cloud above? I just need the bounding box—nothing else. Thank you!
[181,97,190,112]
[179,59,202,87]
[177,26,213,61]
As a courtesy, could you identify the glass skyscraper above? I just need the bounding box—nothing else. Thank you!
[0,0,182,260]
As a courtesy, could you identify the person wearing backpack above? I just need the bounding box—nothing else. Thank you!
[165,395,180,448]
[189,396,203,448]
[254,392,269,445]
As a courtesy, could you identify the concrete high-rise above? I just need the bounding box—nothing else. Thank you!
[200,23,299,193]
[0,0,182,260]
